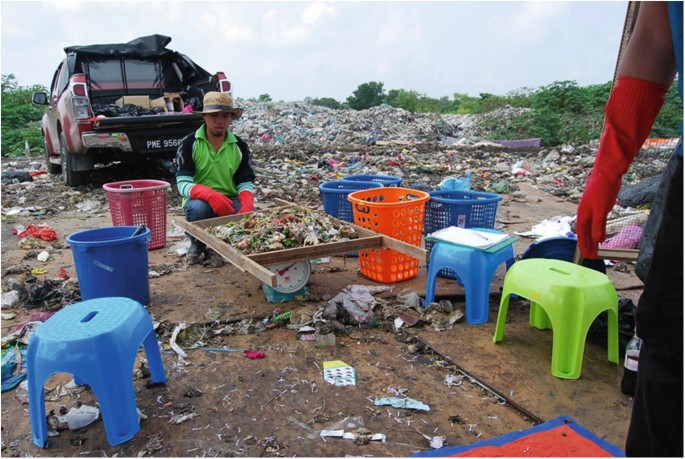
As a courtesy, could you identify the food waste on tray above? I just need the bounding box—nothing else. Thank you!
[206,206,360,255]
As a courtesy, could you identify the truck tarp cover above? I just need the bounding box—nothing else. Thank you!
[64,34,174,57]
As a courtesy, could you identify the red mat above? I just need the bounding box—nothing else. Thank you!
[410,416,624,457]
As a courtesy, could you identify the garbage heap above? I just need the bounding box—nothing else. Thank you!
[230,100,673,207]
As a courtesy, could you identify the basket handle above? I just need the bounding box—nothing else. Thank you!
[354,203,371,214]
[119,184,134,190]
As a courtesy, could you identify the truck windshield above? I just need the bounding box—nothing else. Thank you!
[86,58,165,90]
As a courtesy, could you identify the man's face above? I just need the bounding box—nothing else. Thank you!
[203,112,233,137]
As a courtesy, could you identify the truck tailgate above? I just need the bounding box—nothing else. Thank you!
[91,114,203,153]
[92,114,201,129]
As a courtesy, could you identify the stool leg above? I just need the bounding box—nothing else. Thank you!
[464,267,489,325]
[142,331,167,384]
[466,247,516,325]
[90,364,140,446]
[530,302,552,329]
[28,371,49,448]
[423,260,441,307]
[493,293,511,343]
[548,312,584,379]
[606,307,620,364]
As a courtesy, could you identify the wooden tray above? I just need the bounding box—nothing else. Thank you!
[173,204,427,287]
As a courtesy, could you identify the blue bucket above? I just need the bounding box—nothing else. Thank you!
[66,226,151,305]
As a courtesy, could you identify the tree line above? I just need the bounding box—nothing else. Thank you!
[2,74,681,157]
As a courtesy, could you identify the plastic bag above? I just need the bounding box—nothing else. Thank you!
[636,147,681,281]
[437,173,471,191]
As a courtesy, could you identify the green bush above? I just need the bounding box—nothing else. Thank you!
[310,97,343,110]
[652,83,682,138]
[347,81,385,110]
[1,74,47,157]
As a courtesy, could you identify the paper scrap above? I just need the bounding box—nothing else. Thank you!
[323,360,356,387]
[428,226,509,249]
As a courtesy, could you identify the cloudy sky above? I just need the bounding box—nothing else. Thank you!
[1,1,628,102]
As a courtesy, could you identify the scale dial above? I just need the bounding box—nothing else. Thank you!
[267,260,311,293]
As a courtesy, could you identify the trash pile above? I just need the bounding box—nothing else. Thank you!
[226,100,673,207]
[0,101,674,217]
[234,101,457,147]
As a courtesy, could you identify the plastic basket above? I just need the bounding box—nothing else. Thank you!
[103,179,171,250]
[319,180,383,222]
[348,187,430,283]
[425,190,503,279]
[343,174,403,187]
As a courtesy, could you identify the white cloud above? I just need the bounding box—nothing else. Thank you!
[488,1,569,48]
[302,1,335,25]
[51,0,85,11]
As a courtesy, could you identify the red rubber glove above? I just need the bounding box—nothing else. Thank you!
[237,190,254,214]
[190,184,235,216]
[577,77,667,259]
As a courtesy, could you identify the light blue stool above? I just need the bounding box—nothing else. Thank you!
[424,230,515,324]
[27,297,167,448]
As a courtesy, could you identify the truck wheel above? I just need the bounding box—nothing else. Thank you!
[59,132,90,187]
[43,136,61,175]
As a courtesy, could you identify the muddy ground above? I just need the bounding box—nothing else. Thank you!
[1,153,641,457]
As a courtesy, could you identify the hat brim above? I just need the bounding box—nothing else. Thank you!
[193,107,243,119]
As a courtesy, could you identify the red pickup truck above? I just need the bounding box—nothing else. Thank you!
[32,35,231,186]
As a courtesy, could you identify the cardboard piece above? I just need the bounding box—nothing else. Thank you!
[150,96,168,112]
[115,95,151,109]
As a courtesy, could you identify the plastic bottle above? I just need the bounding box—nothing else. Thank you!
[620,330,642,397]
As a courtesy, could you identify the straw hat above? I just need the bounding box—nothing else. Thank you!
[194,91,243,119]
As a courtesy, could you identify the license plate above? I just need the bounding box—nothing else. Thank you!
[144,137,183,150]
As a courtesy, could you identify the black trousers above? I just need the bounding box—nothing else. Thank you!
[626,155,683,457]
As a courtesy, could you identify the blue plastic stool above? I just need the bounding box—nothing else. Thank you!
[424,230,515,325]
[27,297,167,448]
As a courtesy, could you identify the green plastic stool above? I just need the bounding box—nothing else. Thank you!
[493,258,619,379]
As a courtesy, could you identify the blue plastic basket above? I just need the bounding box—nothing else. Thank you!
[320,180,384,257]
[425,190,503,279]
[342,174,403,187]
[320,180,383,222]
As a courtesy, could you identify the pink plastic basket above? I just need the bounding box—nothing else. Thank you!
[103,179,171,250]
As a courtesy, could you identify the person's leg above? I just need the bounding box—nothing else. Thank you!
[626,156,683,457]
[183,199,216,264]
[201,199,240,267]
[626,340,683,456]
[232,198,241,213]
[184,199,216,223]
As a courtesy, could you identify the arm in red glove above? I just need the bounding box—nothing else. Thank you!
[237,190,254,214]
[576,77,667,259]
[190,184,235,216]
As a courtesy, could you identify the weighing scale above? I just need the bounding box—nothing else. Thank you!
[262,260,312,302]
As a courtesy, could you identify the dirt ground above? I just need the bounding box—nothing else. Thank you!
[1,158,641,457]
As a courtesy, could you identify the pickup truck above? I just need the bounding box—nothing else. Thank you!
[32,34,231,186]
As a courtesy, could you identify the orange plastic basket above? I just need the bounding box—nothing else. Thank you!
[347,187,430,283]
[103,179,171,250]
